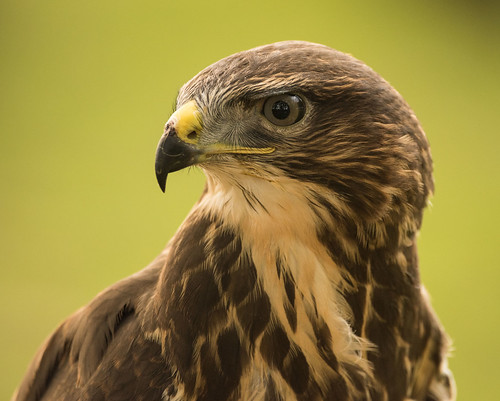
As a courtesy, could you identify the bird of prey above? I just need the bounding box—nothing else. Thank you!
[12,41,455,401]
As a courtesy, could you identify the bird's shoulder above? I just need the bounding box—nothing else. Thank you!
[13,254,169,401]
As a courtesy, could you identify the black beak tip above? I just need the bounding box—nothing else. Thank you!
[155,168,168,193]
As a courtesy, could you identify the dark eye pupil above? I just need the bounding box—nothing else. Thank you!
[271,101,290,120]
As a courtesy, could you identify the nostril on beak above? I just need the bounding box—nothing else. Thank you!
[164,123,176,136]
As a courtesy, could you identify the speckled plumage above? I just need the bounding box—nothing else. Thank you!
[13,41,455,401]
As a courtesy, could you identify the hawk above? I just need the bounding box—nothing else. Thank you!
[12,41,455,401]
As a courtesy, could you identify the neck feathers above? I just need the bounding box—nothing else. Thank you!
[151,173,443,401]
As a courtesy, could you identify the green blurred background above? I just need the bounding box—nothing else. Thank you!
[1,1,498,399]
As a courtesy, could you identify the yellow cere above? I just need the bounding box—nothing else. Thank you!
[169,100,203,144]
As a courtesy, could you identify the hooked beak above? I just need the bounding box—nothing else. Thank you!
[155,100,204,192]
[154,128,202,192]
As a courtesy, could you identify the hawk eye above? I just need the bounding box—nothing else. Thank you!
[263,94,305,126]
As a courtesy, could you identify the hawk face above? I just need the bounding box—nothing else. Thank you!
[156,41,433,228]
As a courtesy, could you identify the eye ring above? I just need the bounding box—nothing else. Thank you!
[263,94,305,126]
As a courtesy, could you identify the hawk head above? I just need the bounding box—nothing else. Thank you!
[155,41,433,231]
